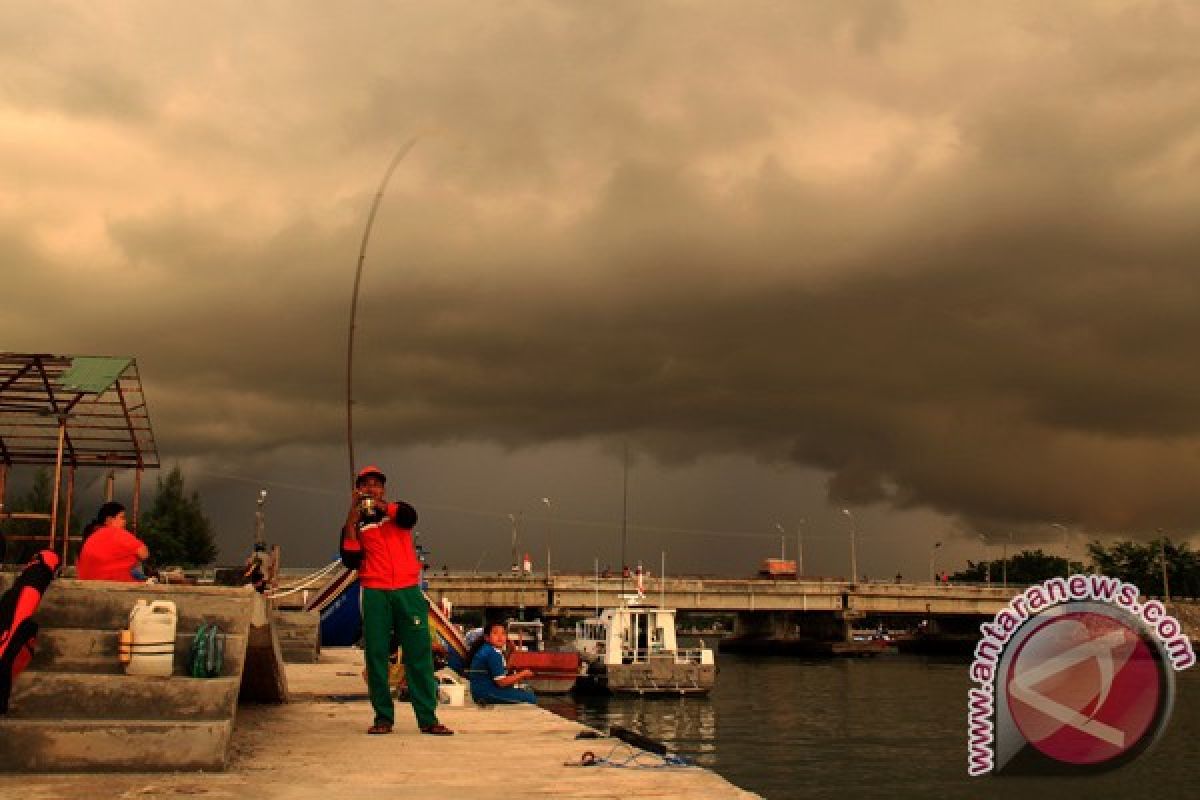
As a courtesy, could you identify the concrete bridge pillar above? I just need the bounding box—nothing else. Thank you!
[734,611,855,642]
[797,612,850,641]
[733,611,792,639]
[837,610,865,642]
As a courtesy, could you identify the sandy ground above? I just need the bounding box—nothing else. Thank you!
[0,649,757,800]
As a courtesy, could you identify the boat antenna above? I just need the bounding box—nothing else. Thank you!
[621,440,628,600]
[660,550,665,609]
[346,138,419,480]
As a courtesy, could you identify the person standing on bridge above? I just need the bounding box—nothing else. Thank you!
[339,466,453,736]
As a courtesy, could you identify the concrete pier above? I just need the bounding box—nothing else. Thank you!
[0,649,757,799]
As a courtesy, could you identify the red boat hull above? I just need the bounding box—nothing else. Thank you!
[507,650,580,694]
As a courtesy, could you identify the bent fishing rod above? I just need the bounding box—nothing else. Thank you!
[345,138,418,480]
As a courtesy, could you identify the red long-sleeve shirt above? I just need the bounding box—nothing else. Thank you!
[339,501,421,589]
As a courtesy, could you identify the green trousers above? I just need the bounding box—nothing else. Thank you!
[362,586,439,728]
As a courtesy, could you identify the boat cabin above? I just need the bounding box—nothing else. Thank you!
[506,620,546,652]
[575,606,684,666]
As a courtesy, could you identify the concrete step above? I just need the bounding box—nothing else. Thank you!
[30,627,247,675]
[17,580,256,635]
[7,672,241,720]
[0,578,271,773]
[281,647,320,663]
[0,718,233,772]
[274,610,321,664]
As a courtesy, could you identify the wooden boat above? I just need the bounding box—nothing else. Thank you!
[304,568,362,647]
[297,565,468,671]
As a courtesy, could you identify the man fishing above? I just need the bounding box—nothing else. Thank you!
[339,466,452,736]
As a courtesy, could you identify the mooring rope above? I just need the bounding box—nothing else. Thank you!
[265,559,343,599]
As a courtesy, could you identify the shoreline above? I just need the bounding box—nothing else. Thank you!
[0,648,758,800]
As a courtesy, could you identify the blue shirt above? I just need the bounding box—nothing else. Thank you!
[468,643,506,698]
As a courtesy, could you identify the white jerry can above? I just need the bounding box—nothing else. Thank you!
[436,669,466,706]
[126,599,177,676]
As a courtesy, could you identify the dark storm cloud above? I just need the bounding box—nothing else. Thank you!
[3,1,1200,547]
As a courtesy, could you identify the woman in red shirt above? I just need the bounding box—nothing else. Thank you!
[77,502,149,582]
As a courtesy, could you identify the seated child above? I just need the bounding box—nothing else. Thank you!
[466,622,536,705]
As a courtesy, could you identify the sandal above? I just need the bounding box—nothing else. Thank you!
[367,722,393,735]
[420,723,454,736]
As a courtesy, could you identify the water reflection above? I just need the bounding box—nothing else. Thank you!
[543,692,719,764]
[545,653,1200,800]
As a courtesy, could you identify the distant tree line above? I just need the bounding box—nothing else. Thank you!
[1086,538,1200,598]
[950,540,1200,597]
[951,549,1071,585]
[1,466,216,568]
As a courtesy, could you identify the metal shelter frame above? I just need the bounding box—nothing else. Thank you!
[0,352,160,563]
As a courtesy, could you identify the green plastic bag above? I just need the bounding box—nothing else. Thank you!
[189,623,225,678]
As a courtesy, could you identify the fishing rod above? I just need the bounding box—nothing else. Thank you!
[345,138,418,480]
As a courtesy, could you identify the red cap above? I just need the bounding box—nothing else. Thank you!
[355,465,387,486]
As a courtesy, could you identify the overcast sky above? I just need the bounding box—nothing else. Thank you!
[3,1,1200,577]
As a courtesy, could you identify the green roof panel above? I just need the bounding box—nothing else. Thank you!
[59,356,133,393]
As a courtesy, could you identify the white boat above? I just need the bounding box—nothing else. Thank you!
[573,603,716,695]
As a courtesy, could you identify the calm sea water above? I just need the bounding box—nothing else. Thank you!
[539,653,1200,800]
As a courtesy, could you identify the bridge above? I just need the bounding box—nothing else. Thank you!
[423,574,1016,616]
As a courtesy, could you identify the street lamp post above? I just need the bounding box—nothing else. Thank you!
[541,497,553,577]
[797,518,806,581]
[776,520,806,581]
[254,489,268,550]
[507,512,521,574]
[1157,529,1172,602]
[1052,522,1069,576]
[841,509,859,584]
[1002,533,1012,590]
[774,523,787,561]
[978,534,991,584]
[929,541,943,584]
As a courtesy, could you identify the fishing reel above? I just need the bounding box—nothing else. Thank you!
[357,494,387,523]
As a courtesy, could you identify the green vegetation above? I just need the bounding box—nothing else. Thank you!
[951,539,1200,597]
[0,470,87,563]
[1086,538,1200,598]
[951,549,1071,584]
[1,466,218,568]
[0,468,79,563]
[138,466,218,568]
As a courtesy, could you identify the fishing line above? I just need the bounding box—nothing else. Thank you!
[195,469,873,544]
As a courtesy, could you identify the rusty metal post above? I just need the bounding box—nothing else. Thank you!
[49,417,67,550]
[132,467,143,531]
[62,465,76,564]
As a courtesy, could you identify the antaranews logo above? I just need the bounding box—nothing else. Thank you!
[967,574,1195,776]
